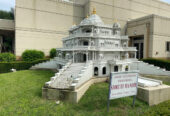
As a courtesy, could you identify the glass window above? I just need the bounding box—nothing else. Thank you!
[166,42,170,52]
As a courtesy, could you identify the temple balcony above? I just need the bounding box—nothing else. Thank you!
[63,33,126,41]
[57,46,137,52]
[57,46,96,51]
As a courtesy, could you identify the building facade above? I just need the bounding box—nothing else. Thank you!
[0,0,170,58]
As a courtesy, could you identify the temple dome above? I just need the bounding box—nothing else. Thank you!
[80,8,104,25]
[80,14,104,25]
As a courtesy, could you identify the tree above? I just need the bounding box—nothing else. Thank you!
[0,8,14,20]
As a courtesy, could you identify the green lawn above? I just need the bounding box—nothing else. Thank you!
[0,70,169,116]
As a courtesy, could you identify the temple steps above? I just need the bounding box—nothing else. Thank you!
[130,61,170,76]
[48,63,86,89]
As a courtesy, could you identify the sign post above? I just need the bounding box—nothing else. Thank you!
[107,71,139,112]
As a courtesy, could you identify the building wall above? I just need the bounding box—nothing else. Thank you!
[89,0,170,33]
[0,19,15,31]
[15,0,170,56]
[152,15,170,58]
[15,0,84,56]
[127,15,154,58]
[127,15,170,59]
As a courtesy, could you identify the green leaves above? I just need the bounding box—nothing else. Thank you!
[0,53,16,62]
[21,50,45,62]
[49,48,57,58]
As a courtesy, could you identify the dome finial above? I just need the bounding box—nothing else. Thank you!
[114,19,118,23]
[92,7,96,14]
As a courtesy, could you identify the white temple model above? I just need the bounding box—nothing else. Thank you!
[44,8,138,90]
[30,8,170,105]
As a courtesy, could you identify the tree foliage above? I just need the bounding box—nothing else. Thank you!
[0,8,14,20]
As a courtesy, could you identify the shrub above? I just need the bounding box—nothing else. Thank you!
[22,50,45,61]
[0,59,49,73]
[0,53,16,62]
[50,48,56,58]
[142,58,170,71]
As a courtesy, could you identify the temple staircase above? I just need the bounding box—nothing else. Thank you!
[45,62,86,89]
[130,61,170,76]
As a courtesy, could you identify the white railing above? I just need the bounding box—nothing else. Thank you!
[45,60,72,87]
[71,61,93,89]
[108,58,138,65]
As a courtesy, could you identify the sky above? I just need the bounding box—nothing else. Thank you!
[0,0,15,11]
[161,0,170,3]
[0,0,170,11]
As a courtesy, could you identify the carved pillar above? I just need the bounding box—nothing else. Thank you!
[146,23,150,58]
[73,51,75,63]
[134,52,137,59]
[86,52,88,62]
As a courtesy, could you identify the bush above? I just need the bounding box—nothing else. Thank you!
[142,58,170,71]
[50,48,56,58]
[0,59,49,73]
[22,50,45,61]
[0,53,16,62]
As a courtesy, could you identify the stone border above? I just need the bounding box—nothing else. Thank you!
[42,77,108,103]
[137,85,170,106]
[42,77,170,105]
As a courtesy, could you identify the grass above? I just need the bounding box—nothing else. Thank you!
[0,70,170,116]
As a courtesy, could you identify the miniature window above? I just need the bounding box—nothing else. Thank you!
[102,67,106,75]
[83,41,89,46]
[125,66,129,71]
[82,28,92,33]
[166,42,170,52]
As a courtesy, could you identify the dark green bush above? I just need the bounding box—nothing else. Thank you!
[22,50,45,61]
[50,48,56,58]
[142,58,170,71]
[0,53,16,62]
[0,59,49,73]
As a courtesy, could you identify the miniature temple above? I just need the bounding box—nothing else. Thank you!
[44,8,137,89]
[39,8,170,105]
[57,8,137,76]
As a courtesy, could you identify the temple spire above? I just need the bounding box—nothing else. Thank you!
[92,7,96,14]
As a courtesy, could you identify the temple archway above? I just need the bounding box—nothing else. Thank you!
[94,67,98,76]
[114,65,119,72]
[83,54,87,62]
[102,67,106,75]
[125,66,129,71]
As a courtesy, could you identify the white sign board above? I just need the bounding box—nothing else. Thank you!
[109,72,138,100]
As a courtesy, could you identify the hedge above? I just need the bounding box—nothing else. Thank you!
[0,53,16,62]
[22,50,45,61]
[0,59,49,73]
[50,48,56,58]
[142,58,170,71]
